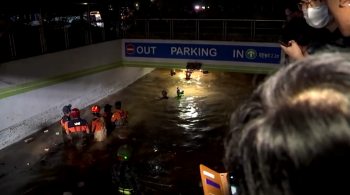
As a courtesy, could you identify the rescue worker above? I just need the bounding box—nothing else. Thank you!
[103,104,114,130]
[111,144,141,195]
[185,70,192,79]
[60,104,72,143]
[60,104,72,127]
[161,89,169,99]
[64,108,90,148]
[177,87,184,97]
[91,105,107,142]
[111,101,128,127]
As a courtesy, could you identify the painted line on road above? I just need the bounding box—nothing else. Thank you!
[0,62,122,94]
[0,62,122,100]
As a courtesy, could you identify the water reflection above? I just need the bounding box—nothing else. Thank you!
[0,69,256,195]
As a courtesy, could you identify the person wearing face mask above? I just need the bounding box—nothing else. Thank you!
[281,0,349,60]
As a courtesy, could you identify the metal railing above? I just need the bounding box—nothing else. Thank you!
[0,18,284,63]
[122,19,284,42]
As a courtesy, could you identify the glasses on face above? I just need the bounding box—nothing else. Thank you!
[298,0,323,11]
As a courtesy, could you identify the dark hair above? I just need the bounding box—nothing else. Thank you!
[104,104,112,112]
[115,101,121,109]
[280,17,315,46]
[224,89,264,167]
[285,1,299,12]
[225,53,350,195]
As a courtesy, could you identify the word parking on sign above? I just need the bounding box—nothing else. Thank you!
[170,47,217,57]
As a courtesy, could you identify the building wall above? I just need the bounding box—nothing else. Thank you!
[0,40,154,149]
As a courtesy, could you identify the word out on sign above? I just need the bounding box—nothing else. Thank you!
[136,46,156,54]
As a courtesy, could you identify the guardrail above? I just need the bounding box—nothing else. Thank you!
[0,18,284,63]
[122,19,284,42]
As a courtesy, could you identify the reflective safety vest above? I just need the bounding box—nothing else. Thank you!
[64,118,90,134]
[60,115,70,127]
[111,110,127,122]
[118,187,133,195]
[91,116,106,133]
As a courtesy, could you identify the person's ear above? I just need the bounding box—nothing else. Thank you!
[339,0,350,7]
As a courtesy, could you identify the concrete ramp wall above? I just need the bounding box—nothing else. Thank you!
[0,40,154,150]
[0,38,284,149]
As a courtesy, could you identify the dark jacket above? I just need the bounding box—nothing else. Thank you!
[307,28,350,55]
[111,161,140,194]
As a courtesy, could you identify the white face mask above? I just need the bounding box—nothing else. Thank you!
[303,6,333,28]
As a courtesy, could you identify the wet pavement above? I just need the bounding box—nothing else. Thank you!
[0,69,255,195]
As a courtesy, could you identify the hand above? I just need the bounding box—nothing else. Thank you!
[280,40,305,60]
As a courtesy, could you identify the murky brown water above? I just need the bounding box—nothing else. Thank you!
[0,69,254,195]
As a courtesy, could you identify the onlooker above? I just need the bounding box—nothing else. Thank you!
[280,17,316,64]
[225,53,350,195]
[0,15,11,38]
[326,0,350,36]
[285,2,303,23]
[282,0,349,60]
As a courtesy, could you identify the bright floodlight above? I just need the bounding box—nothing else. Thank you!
[202,6,205,9]
[136,3,139,6]
[195,5,200,9]
[208,6,210,8]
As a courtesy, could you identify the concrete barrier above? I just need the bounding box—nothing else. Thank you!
[0,40,154,150]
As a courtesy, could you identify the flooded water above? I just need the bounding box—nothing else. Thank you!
[0,69,255,195]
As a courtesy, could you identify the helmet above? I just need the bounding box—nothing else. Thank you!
[91,105,100,113]
[117,144,133,160]
[70,108,80,118]
[115,101,121,109]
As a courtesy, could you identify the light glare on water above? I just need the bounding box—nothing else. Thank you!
[0,69,255,195]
